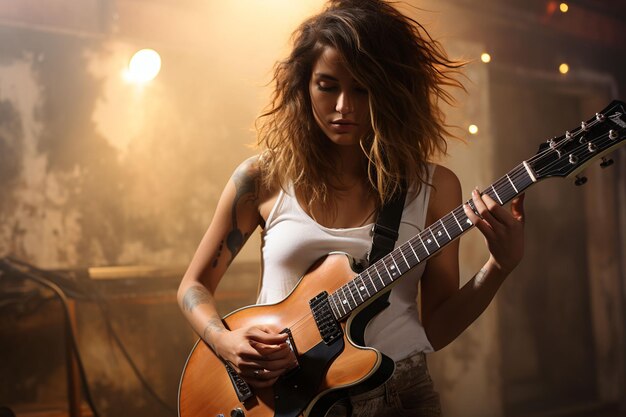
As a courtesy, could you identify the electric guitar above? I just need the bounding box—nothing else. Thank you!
[178,100,626,417]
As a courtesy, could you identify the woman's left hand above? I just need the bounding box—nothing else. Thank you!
[463,189,525,274]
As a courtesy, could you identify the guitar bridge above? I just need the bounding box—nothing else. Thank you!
[310,291,343,345]
[224,362,253,403]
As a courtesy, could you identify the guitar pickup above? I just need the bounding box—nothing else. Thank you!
[310,292,343,345]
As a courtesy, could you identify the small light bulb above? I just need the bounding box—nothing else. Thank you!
[559,3,569,13]
[559,63,569,74]
[468,125,479,135]
[480,53,491,64]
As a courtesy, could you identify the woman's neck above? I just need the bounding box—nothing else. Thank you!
[329,143,368,187]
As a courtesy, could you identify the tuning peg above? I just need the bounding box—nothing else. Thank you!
[575,175,588,186]
[600,157,614,168]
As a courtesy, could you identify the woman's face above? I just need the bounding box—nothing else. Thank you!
[309,46,371,147]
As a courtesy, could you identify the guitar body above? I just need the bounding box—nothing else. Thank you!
[178,253,394,417]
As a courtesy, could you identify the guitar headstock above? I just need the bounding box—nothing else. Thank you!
[528,100,626,180]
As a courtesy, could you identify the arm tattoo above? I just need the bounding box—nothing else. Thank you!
[222,161,260,265]
[202,318,226,351]
[211,240,224,268]
[182,285,212,312]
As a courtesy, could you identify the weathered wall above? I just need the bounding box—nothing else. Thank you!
[1,1,625,417]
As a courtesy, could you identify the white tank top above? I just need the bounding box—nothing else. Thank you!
[258,167,435,360]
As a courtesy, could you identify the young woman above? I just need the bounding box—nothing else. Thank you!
[178,0,525,415]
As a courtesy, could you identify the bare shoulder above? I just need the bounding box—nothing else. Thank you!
[231,156,280,222]
[427,164,462,223]
[231,156,262,192]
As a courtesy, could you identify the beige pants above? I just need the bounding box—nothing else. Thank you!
[325,352,441,417]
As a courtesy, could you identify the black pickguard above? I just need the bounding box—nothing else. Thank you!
[304,299,396,417]
[273,338,344,417]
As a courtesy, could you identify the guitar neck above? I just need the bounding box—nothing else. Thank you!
[329,163,536,320]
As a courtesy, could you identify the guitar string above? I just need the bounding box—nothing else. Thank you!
[332,128,620,317]
[330,169,527,318]
[271,115,621,342]
[335,108,624,314]
[533,132,618,177]
[525,113,615,172]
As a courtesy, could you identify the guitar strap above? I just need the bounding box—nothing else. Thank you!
[349,185,407,347]
[369,187,407,265]
[332,186,407,416]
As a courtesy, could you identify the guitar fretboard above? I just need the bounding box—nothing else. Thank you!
[328,163,535,320]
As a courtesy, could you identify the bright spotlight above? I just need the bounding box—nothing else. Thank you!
[480,53,491,63]
[468,124,479,135]
[559,3,569,13]
[559,63,570,74]
[124,49,162,84]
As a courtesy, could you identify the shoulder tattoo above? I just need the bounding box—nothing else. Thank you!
[223,161,261,265]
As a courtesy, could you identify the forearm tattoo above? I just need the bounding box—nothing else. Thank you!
[222,162,260,266]
[202,318,226,351]
[182,285,212,312]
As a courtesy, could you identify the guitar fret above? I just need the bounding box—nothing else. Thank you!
[344,281,354,304]
[357,275,370,299]
[491,185,503,204]
[428,228,441,248]
[334,292,347,316]
[440,219,452,240]
[457,206,474,229]
[374,264,386,288]
[383,260,395,283]
[389,257,401,278]
[451,210,463,231]
[408,241,420,262]
[497,176,517,202]
[348,281,359,305]
[366,270,379,292]
[423,231,439,252]
[381,260,392,283]
[340,287,351,310]
[418,234,430,255]
[399,248,410,270]
[506,173,519,193]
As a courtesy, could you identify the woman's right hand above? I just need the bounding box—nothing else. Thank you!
[213,325,298,388]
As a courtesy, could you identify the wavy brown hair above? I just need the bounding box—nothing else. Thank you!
[256,0,464,206]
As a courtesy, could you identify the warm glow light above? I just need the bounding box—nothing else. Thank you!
[559,3,569,12]
[468,124,479,135]
[559,63,570,74]
[480,53,491,63]
[124,49,161,84]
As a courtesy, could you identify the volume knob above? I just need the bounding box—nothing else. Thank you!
[231,408,245,417]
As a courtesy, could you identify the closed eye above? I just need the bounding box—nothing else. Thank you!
[317,82,337,92]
